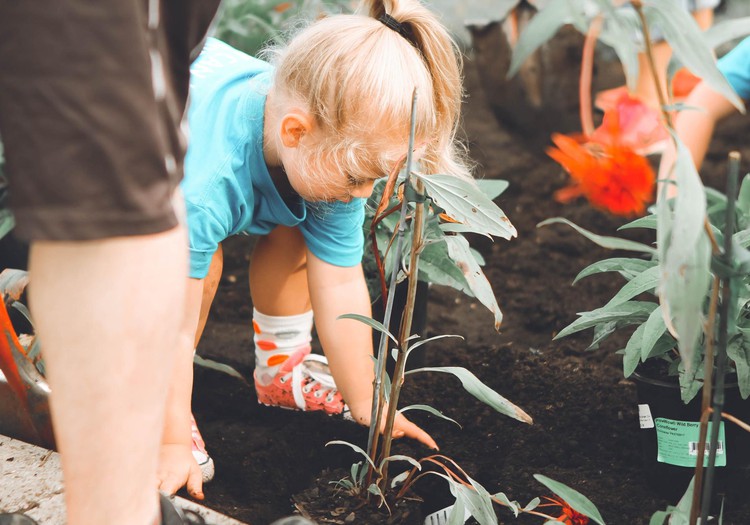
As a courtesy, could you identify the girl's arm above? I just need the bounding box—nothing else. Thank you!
[305,250,437,450]
[658,82,737,200]
[158,276,206,499]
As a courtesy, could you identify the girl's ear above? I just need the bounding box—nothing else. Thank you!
[279,110,314,148]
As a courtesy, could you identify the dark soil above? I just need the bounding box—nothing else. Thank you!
[190,54,750,525]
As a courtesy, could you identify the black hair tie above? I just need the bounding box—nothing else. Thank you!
[378,13,419,50]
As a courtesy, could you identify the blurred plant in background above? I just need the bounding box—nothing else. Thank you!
[212,0,355,56]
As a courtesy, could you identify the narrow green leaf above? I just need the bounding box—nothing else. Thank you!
[538,218,657,254]
[728,334,750,399]
[524,497,540,512]
[533,474,606,525]
[416,174,517,239]
[737,174,750,217]
[378,454,421,472]
[623,323,646,378]
[0,209,14,240]
[602,266,659,308]
[400,404,462,428]
[641,306,668,362]
[193,354,248,384]
[555,301,657,340]
[704,17,750,50]
[492,492,520,516]
[407,334,463,353]
[643,3,744,112]
[574,257,655,284]
[618,214,658,231]
[406,366,532,424]
[338,313,398,345]
[326,440,377,470]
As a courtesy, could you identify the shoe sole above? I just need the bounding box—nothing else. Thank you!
[198,456,215,483]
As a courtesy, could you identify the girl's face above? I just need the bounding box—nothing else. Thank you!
[281,132,410,204]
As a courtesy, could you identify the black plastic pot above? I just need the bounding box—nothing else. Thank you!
[632,370,750,502]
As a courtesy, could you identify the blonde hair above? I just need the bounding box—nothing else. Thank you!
[262,0,471,192]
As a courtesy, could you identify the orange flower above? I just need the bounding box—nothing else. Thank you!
[539,497,590,525]
[547,96,656,217]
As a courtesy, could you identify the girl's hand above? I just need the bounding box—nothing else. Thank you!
[348,400,438,450]
[157,443,205,500]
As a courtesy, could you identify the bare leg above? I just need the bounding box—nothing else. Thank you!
[249,226,311,315]
[29,227,187,525]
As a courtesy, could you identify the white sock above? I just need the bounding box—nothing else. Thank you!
[252,308,313,386]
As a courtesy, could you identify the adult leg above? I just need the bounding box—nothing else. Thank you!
[30,228,187,525]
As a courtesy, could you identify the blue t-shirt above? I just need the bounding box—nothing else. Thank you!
[718,37,750,100]
[183,38,365,278]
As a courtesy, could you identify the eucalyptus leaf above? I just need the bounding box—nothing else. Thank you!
[641,306,669,362]
[445,235,503,330]
[538,218,657,254]
[406,366,532,424]
[476,179,510,200]
[533,474,606,525]
[623,323,647,378]
[416,174,517,239]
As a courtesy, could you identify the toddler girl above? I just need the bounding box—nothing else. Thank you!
[158,0,471,499]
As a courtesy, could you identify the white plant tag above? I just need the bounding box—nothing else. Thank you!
[639,404,654,429]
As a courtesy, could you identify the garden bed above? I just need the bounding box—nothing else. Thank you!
[190,56,750,524]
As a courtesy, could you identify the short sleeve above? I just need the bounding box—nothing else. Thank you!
[718,37,750,101]
[185,201,229,278]
[298,199,366,267]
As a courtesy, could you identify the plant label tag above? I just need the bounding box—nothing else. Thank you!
[638,404,654,429]
[654,418,727,467]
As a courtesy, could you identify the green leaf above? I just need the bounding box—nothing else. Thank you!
[602,266,659,308]
[659,136,712,377]
[476,179,510,201]
[418,240,473,294]
[507,0,573,78]
[492,492,520,516]
[407,334,464,354]
[623,323,647,378]
[618,214,658,231]
[452,477,499,525]
[643,3,744,112]
[704,17,750,51]
[538,218,657,254]
[338,313,398,345]
[728,333,750,399]
[378,454,421,472]
[415,174,517,239]
[400,404,462,428]
[533,474,606,525]
[593,0,641,92]
[555,301,657,340]
[406,366,532,424]
[445,235,503,330]
[641,306,668,362]
[524,497,540,512]
[0,209,14,241]
[737,174,750,217]
[193,354,248,384]
[573,257,656,284]
[326,440,377,470]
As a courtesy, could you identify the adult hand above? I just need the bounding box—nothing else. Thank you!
[157,443,204,500]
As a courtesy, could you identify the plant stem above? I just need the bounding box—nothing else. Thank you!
[700,152,740,525]
[368,88,420,492]
[379,176,425,492]
[690,274,720,524]
[579,15,602,138]
[632,1,674,129]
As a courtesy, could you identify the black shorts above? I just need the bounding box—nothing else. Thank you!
[0,0,221,241]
